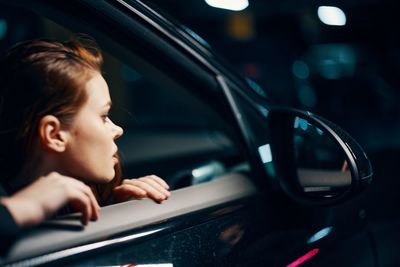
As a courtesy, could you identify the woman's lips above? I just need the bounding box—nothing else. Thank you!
[112,152,119,164]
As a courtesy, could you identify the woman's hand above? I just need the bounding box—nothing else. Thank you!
[113,175,170,203]
[0,172,100,227]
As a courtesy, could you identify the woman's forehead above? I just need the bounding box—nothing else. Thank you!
[85,73,111,108]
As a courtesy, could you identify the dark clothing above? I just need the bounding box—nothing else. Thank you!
[0,184,20,252]
[0,205,20,236]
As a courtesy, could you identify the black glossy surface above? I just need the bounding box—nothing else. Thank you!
[57,193,372,267]
[41,198,256,266]
[61,196,298,267]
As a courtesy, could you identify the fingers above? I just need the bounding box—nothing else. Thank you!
[146,175,170,190]
[135,176,171,200]
[138,176,171,197]
[66,179,100,225]
[123,180,165,202]
[69,190,92,225]
[113,184,147,203]
[118,176,170,203]
[6,172,101,227]
[47,175,99,225]
[8,172,169,228]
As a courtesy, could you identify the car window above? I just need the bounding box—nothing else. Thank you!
[0,2,263,266]
[0,4,247,191]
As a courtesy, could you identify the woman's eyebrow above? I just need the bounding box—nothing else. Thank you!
[102,101,112,108]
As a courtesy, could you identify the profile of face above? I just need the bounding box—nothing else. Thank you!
[0,37,127,195]
[56,72,123,184]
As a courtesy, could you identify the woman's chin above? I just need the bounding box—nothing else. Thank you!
[87,171,115,184]
[103,172,116,183]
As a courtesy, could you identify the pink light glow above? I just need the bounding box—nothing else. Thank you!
[286,248,320,267]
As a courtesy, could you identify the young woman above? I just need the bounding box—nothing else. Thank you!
[0,36,170,231]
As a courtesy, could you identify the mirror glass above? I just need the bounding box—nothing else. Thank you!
[293,116,352,198]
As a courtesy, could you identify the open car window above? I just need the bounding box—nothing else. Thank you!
[0,2,260,265]
[0,1,266,265]
[0,4,249,191]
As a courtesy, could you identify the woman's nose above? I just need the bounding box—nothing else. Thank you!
[110,119,123,140]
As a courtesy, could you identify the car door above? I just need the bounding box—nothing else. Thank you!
[0,1,375,266]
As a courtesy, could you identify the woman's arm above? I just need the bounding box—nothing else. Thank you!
[0,172,100,227]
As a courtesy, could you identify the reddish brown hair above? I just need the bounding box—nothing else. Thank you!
[0,36,121,204]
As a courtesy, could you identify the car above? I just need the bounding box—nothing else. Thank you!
[0,1,374,266]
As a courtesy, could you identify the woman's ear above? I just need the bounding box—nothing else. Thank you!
[38,115,70,152]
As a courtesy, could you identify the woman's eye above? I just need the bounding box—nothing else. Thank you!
[101,114,109,122]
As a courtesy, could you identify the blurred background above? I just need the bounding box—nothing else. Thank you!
[150,0,400,152]
[149,0,400,222]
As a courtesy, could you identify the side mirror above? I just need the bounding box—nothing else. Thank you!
[268,108,372,205]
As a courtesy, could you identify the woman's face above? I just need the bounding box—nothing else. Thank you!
[61,72,123,184]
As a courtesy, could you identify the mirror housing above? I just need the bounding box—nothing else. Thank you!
[268,108,372,205]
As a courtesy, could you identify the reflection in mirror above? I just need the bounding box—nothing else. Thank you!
[293,117,351,197]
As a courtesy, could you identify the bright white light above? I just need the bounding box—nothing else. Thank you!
[307,226,333,244]
[317,6,346,26]
[258,144,272,164]
[205,0,249,11]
